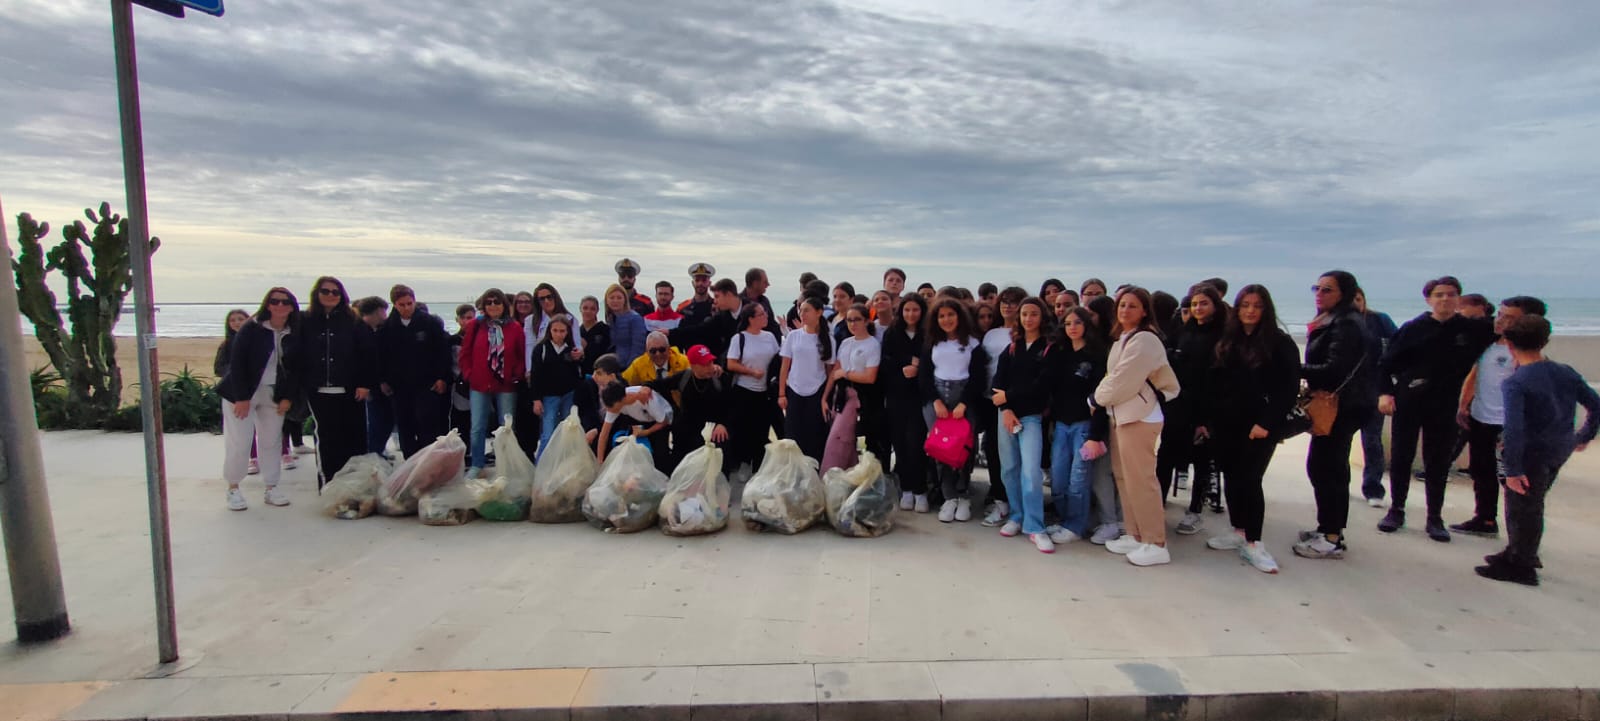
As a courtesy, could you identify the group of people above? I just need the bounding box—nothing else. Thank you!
[213,261,1598,587]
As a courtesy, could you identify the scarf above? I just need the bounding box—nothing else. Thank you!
[486,318,507,381]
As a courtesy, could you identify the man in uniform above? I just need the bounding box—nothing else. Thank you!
[677,262,717,330]
[615,258,653,315]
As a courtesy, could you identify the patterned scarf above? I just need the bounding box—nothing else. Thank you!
[486,318,507,381]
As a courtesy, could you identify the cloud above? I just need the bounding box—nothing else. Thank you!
[1,0,1597,308]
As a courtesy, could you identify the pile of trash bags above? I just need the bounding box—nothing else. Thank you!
[380,430,466,518]
[419,480,478,526]
[741,439,825,534]
[530,410,598,523]
[658,445,731,536]
[582,436,669,533]
[322,453,393,520]
[475,416,536,521]
[823,452,897,537]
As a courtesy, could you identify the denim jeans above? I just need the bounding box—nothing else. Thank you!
[997,414,1046,534]
[1049,420,1095,536]
[1359,410,1387,500]
[537,392,576,462]
[470,390,518,470]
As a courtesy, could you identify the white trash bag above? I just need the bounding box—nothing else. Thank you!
[582,436,669,533]
[530,409,599,523]
[659,444,731,536]
[741,439,825,534]
[477,416,535,521]
[322,453,393,520]
[380,429,467,516]
[823,452,897,538]
[418,477,479,526]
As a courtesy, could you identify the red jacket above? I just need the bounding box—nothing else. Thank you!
[459,317,526,394]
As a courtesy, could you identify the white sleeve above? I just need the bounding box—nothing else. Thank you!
[863,338,881,368]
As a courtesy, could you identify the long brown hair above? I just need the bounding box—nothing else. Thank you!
[925,297,976,349]
[1012,296,1055,345]
[307,276,353,318]
[1111,286,1161,340]
[253,287,301,324]
[1215,284,1287,370]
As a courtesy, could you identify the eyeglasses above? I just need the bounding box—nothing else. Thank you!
[1311,286,1338,295]
[515,299,534,306]
[647,348,669,355]
[267,298,292,306]
[484,299,504,306]
[846,316,865,323]
[317,288,339,296]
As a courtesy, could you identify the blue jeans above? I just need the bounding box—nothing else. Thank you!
[997,414,1046,534]
[1050,419,1095,537]
[366,397,395,455]
[469,390,518,470]
[537,392,576,462]
[1359,411,1386,500]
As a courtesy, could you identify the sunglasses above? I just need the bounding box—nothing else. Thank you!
[267,298,293,306]
[1312,286,1338,295]
[647,348,669,355]
[537,295,554,302]
[317,287,339,296]
[484,299,504,306]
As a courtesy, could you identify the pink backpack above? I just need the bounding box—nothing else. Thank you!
[924,417,973,469]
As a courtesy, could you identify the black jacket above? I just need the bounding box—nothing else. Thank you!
[531,340,584,398]
[377,312,451,391]
[298,309,376,393]
[1169,319,1223,413]
[650,370,729,430]
[213,336,234,378]
[669,309,737,358]
[993,336,1052,418]
[1204,329,1301,435]
[1045,342,1111,441]
[1303,308,1375,418]
[918,339,988,410]
[576,377,603,433]
[879,329,923,405]
[579,321,612,376]
[218,320,300,404]
[1379,313,1494,402]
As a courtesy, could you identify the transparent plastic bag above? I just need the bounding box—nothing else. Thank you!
[479,415,535,521]
[741,439,825,534]
[530,408,599,523]
[659,445,731,536]
[418,477,479,526]
[823,452,897,538]
[582,436,669,533]
[322,453,392,520]
[382,429,467,517]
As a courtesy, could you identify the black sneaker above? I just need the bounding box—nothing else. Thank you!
[1475,562,1539,587]
[1449,517,1500,537]
[1425,517,1451,543]
[1377,508,1405,533]
[1483,551,1543,569]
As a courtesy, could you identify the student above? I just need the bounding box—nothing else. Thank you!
[216,308,293,475]
[1352,288,1398,506]
[1376,276,1494,541]
[883,268,907,298]
[871,291,895,333]
[299,277,375,486]
[821,304,881,471]
[577,295,612,377]
[916,283,937,303]
[1038,279,1065,307]
[725,302,782,477]
[1080,278,1108,305]
[1458,294,1490,320]
[605,283,647,368]
[992,297,1056,553]
[1201,285,1300,574]
[1475,314,1599,586]
[1092,287,1180,567]
[531,314,583,461]
[1293,271,1374,560]
[597,380,673,467]
[1044,306,1108,545]
[978,288,1025,525]
[1170,284,1228,535]
[448,303,476,441]
[576,353,624,449]
[218,288,301,510]
[458,288,526,479]
[977,282,998,305]
[919,297,989,522]
[829,282,857,344]
[377,284,452,458]
[529,284,582,360]
[742,267,783,337]
[1053,290,1077,322]
[1081,294,1123,543]
[354,296,394,457]
[1451,296,1547,537]
[779,296,837,462]
[652,345,731,469]
[883,294,930,511]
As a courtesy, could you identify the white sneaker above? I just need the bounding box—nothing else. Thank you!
[1207,531,1246,551]
[282,454,297,471]
[914,495,930,513]
[954,498,973,522]
[1292,536,1346,559]
[938,500,957,522]
[981,501,1009,527]
[1030,533,1055,554]
[1367,497,1385,508]
[1048,527,1081,545]
[294,444,314,455]
[264,487,290,507]
[1175,471,1189,490]
[999,520,1022,537]
[1090,523,1122,545]
[226,487,247,511]
[1241,542,1279,574]
[1176,512,1204,535]
[1127,543,1172,567]
[246,459,260,476]
[900,492,915,511]
[1105,534,1142,555]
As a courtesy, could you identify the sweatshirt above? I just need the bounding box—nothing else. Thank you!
[1202,329,1301,436]
[1047,342,1110,439]
[1500,361,1600,477]
[1379,312,1494,401]
[530,340,584,398]
[992,336,1052,418]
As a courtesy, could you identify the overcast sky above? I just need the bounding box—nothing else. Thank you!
[3,0,1597,307]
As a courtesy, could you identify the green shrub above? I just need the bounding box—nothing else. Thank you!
[91,365,222,434]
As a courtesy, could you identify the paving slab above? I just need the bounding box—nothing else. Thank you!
[813,662,938,721]
[569,666,693,721]
[690,664,815,721]
[926,659,1086,721]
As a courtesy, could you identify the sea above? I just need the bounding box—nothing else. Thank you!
[19,297,1600,337]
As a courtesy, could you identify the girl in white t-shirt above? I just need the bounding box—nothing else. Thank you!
[822,304,882,471]
[726,302,783,476]
[779,296,837,462]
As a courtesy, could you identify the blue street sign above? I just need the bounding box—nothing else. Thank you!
[133,0,223,17]
[174,0,223,16]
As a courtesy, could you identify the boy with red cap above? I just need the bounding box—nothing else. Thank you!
[647,344,734,472]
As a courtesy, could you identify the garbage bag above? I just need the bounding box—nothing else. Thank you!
[478,416,535,521]
[823,452,897,538]
[530,409,599,523]
[741,439,825,534]
[382,429,467,517]
[418,477,479,526]
[659,445,731,536]
[582,436,669,533]
[322,453,392,520]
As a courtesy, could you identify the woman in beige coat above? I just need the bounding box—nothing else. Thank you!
[1092,287,1181,566]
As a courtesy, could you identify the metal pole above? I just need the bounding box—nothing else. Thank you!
[0,196,72,643]
[110,0,178,664]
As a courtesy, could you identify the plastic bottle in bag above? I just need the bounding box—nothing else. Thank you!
[659,445,731,536]
[322,453,393,520]
[823,452,898,537]
[741,439,825,534]
[478,416,535,521]
[582,436,669,533]
[530,409,599,523]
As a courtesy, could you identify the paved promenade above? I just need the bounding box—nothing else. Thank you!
[3,429,1599,720]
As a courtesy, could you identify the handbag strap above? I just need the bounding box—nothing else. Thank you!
[1330,352,1367,395]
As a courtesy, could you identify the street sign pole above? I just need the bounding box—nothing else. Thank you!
[110,0,178,665]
